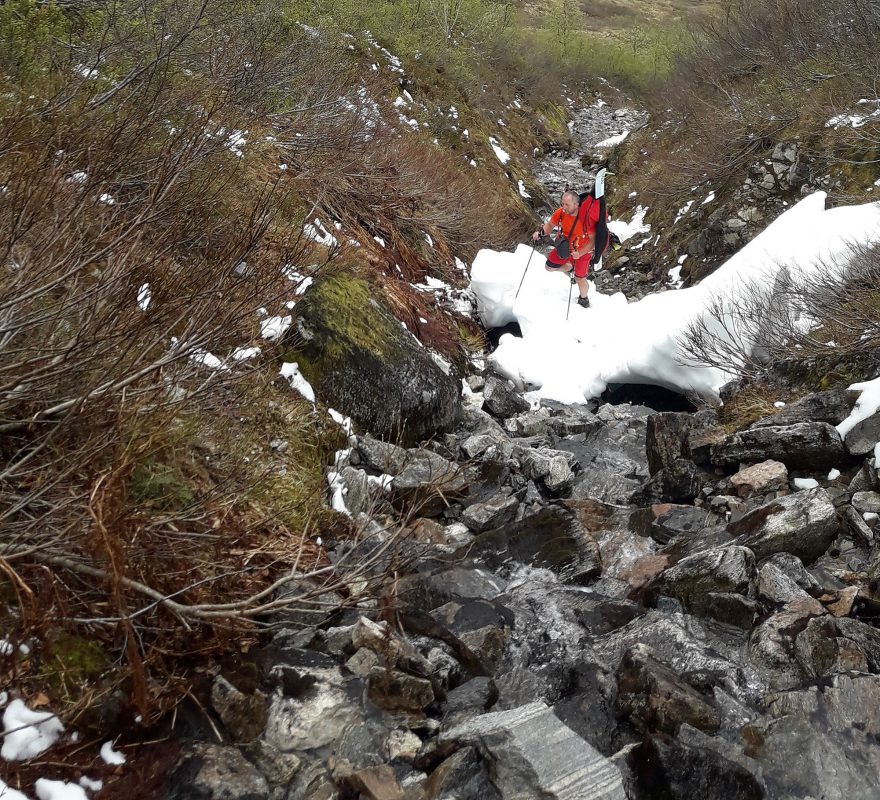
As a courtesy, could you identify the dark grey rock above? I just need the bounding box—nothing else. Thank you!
[658,546,756,616]
[751,388,857,428]
[614,644,720,735]
[166,744,269,800]
[483,375,530,419]
[210,676,267,743]
[421,747,502,800]
[635,458,703,504]
[711,422,847,471]
[645,412,694,475]
[457,505,601,583]
[727,488,839,565]
[439,701,626,799]
[290,277,461,446]
[756,562,816,607]
[461,492,520,533]
[852,490,880,515]
[367,667,434,712]
[627,734,764,800]
[843,410,880,456]
[651,505,724,545]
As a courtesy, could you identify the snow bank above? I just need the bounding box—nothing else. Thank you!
[468,192,880,404]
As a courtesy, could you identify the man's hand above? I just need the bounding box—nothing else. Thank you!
[532,228,543,242]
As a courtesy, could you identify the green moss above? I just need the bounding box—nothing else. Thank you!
[42,633,112,697]
[291,272,399,386]
[129,461,196,510]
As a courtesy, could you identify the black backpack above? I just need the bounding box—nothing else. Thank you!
[577,187,621,263]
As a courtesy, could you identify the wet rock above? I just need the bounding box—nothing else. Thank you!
[730,460,788,499]
[351,616,431,677]
[842,410,880,456]
[763,673,880,737]
[422,747,502,800]
[432,598,512,673]
[339,765,404,800]
[751,388,857,428]
[594,610,764,701]
[753,714,880,800]
[519,446,576,494]
[635,458,702,504]
[345,648,379,677]
[645,412,695,475]
[657,546,756,617]
[440,701,626,799]
[702,592,758,630]
[166,743,269,800]
[795,615,880,679]
[443,677,499,726]
[461,492,520,533]
[336,467,372,516]
[210,676,268,743]
[727,488,839,565]
[614,644,720,735]
[756,562,819,608]
[711,422,847,471]
[627,734,764,800]
[747,599,826,690]
[852,490,880,515]
[483,375,530,419]
[459,505,601,583]
[763,552,821,592]
[367,667,435,712]
[650,504,723,545]
[848,462,879,493]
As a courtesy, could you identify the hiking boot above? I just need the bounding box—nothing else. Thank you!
[577,294,590,308]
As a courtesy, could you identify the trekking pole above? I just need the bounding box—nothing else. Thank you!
[566,275,574,320]
[515,240,537,299]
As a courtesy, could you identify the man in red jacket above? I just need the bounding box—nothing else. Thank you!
[532,189,602,308]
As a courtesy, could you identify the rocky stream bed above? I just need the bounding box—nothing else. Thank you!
[164,102,880,800]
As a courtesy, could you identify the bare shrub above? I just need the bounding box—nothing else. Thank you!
[679,240,880,383]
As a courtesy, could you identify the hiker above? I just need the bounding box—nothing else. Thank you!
[532,189,602,308]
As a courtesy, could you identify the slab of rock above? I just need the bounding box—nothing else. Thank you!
[627,734,764,800]
[422,747,502,800]
[842,410,880,456]
[167,743,269,800]
[440,701,626,800]
[645,412,694,475]
[711,422,847,471]
[751,388,857,428]
[483,375,530,419]
[635,458,702,504]
[756,562,820,608]
[727,488,839,565]
[730,460,788,498]
[651,504,724,545]
[658,546,755,616]
[458,505,600,584]
[614,644,720,735]
[461,492,520,533]
[367,667,434,712]
[852,490,880,515]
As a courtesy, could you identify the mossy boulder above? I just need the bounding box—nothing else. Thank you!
[288,273,461,446]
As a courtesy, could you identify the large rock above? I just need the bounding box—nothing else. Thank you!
[166,744,269,800]
[634,458,702,504]
[627,734,764,800]
[483,375,530,419]
[657,546,755,618]
[711,422,847,471]
[842,410,880,456]
[440,701,626,800]
[458,505,601,583]
[645,412,694,475]
[288,273,460,446]
[614,644,720,735]
[751,388,857,428]
[730,460,788,499]
[727,488,839,565]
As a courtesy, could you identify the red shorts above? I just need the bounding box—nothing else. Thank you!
[546,248,591,279]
